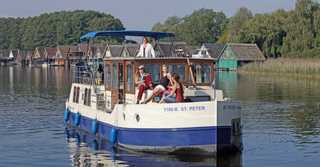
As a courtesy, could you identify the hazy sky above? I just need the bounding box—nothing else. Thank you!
[1,0,296,30]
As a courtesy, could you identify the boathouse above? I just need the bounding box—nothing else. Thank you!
[64,45,85,67]
[193,43,225,59]
[88,44,106,59]
[0,50,10,66]
[33,47,46,66]
[120,44,139,57]
[45,47,59,66]
[217,43,265,70]
[105,45,124,57]
[19,50,33,66]
[155,42,191,57]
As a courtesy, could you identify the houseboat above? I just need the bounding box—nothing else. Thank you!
[64,30,242,155]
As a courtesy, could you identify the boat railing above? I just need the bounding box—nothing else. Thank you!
[96,93,106,111]
[71,65,93,85]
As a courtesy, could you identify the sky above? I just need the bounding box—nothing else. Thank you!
[0,0,296,30]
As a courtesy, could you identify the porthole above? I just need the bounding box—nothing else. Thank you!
[135,114,140,122]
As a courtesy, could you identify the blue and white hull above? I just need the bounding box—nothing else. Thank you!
[65,84,242,155]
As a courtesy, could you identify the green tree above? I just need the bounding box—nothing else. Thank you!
[152,8,227,46]
[282,0,319,56]
[225,7,253,43]
[0,10,125,50]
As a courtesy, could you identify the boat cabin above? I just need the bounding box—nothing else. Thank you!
[104,57,214,109]
[72,30,217,111]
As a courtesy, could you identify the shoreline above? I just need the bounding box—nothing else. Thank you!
[239,58,320,79]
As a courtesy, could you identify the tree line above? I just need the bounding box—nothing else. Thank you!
[152,0,320,58]
[1,1,319,59]
[0,10,124,50]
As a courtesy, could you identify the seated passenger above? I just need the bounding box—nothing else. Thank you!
[160,73,184,103]
[136,37,155,58]
[143,65,171,103]
[135,65,153,104]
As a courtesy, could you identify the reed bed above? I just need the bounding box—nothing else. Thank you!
[239,58,320,77]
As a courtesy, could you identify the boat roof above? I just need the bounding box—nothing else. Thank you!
[80,30,175,42]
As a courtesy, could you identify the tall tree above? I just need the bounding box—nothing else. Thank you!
[225,7,253,43]
[282,0,318,55]
[152,9,227,46]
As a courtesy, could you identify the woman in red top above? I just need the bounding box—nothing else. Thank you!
[161,73,184,103]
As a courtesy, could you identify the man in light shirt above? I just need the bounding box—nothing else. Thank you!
[137,37,155,58]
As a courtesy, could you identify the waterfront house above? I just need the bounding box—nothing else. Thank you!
[193,43,225,59]
[33,47,46,66]
[18,50,33,66]
[155,42,191,57]
[217,43,265,70]
[9,49,20,65]
[65,45,85,66]
[0,50,10,66]
[12,49,23,65]
[44,47,59,66]
[105,45,124,58]
[121,44,139,57]
[88,44,106,59]
[79,43,89,59]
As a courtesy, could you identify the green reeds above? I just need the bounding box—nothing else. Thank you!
[239,58,320,77]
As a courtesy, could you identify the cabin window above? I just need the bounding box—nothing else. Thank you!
[84,88,91,106]
[126,64,134,93]
[195,64,212,84]
[145,64,160,83]
[84,88,87,105]
[72,86,80,103]
[168,64,185,81]
[75,87,80,103]
[104,64,111,89]
[73,86,77,103]
[87,88,91,106]
[112,63,118,89]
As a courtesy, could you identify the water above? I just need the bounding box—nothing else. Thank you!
[0,67,319,167]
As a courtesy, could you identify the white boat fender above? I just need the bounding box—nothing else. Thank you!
[64,108,70,123]
[91,119,98,134]
[74,112,81,126]
[109,128,117,145]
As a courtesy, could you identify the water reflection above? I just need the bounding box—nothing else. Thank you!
[217,72,320,166]
[1,67,320,166]
[65,128,241,167]
[0,66,71,96]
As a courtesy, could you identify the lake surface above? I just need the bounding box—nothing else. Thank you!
[0,67,320,167]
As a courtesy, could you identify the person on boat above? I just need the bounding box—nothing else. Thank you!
[137,37,155,58]
[143,65,172,103]
[97,64,104,85]
[160,73,184,103]
[135,65,153,104]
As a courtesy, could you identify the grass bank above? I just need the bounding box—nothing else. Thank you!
[239,58,320,78]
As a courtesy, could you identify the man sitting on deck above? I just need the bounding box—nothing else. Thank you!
[136,37,155,58]
[135,65,153,104]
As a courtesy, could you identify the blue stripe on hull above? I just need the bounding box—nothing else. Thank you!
[67,112,232,147]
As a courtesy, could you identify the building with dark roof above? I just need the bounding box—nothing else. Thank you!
[193,43,225,59]
[218,43,266,70]
[156,42,191,57]
[105,45,124,57]
[122,44,139,57]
